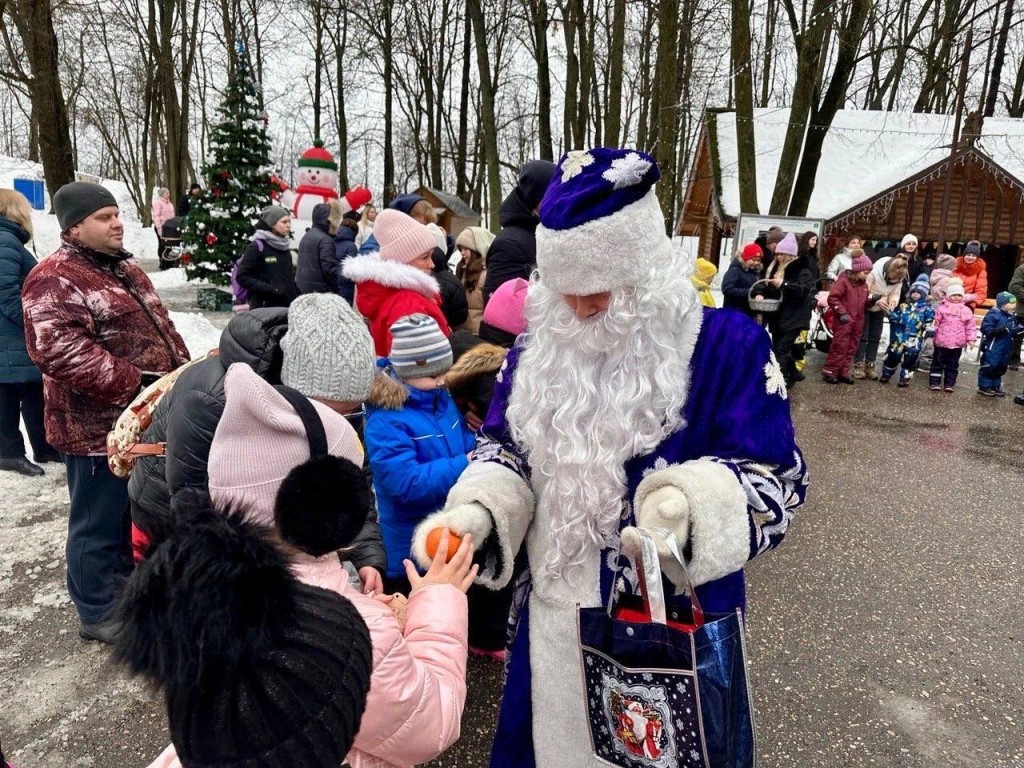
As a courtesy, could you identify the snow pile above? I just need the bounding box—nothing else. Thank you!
[169,311,223,359]
[713,109,1024,219]
[147,267,195,291]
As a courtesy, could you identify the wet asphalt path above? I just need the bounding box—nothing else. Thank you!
[2,350,1022,767]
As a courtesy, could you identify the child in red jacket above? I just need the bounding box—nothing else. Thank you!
[823,251,877,384]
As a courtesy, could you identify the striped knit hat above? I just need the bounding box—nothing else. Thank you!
[388,314,453,379]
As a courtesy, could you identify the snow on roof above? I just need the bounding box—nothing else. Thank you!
[712,109,1024,220]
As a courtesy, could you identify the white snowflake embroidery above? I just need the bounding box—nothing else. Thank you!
[764,351,789,400]
[642,672,654,682]
[602,152,652,190]
[560,150,595,182]
[642,456,670,478]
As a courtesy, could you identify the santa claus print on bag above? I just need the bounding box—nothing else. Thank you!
[582,646,707,768]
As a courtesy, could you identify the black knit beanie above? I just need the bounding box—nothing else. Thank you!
[114,508,372,768]
[53,182,118,231]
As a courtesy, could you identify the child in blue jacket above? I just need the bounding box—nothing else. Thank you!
[364,314,475,593]
[977,292,1021,396]
[879,275,934,387]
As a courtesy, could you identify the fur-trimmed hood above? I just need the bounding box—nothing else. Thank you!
[342,252,440,298]
[444,342,507,391]
[366,369,410,410]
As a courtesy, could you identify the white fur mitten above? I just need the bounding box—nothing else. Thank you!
[634,485,691,588]
[411,502,494,569]
[634,461,751,587]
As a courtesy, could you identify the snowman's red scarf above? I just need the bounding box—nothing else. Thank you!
[293,185,339,198]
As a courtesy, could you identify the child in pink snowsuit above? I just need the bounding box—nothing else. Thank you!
[146,363,476,768]
[929,281,977,392]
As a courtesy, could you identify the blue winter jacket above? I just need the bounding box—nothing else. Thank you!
[363,363,475,577]
[0,216,41,383]
[979,307,1019,366]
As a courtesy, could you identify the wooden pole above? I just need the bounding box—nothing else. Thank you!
[938,28,973,254]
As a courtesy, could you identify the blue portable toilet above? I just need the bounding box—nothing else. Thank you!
[13,178,45,210]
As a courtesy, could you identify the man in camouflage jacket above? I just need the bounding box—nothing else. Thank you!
[22,182,188,643]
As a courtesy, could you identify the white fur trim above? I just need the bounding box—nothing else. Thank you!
[341,252,440,298]
[411,502,493,569]
[535,189,672,295]
[635,460,750,587]
[443,461,535,589]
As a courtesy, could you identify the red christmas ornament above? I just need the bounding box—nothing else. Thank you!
[205,233,218,246]
[213,188,223,198]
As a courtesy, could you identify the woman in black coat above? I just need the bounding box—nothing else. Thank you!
[235,205,299,309]
[0,190,59,476]
[762,233,815,386]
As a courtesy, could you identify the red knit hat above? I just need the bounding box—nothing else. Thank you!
[740,243,762,262]
[298,139,338,171]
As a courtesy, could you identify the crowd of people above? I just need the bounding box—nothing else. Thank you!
[2,145,1022,768]
[720,228,1024,398]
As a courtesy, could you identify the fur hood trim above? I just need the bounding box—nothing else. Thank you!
[367,370,409,410]
[342,252,440,298]
[444,343,507,390]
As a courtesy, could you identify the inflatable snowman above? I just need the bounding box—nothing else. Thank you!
[276,140,372,244]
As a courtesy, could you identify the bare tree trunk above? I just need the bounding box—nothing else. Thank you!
[525,0,554,161]
[760,0,777,106]
[330,5,350,189]
[560,0,580,151]
[769,0,828,214]
[984,0,1014,116]
[732,0,758,213]
[383,0,395,205]
[788,0,871,215]
[653,0,679,230]
[455,9,471,195]
[1006,53,1024,116]
[312,0,324,138]
[636,3,656,150]
[603,0,625,146]
[11,0,75,198]
[466,0,500,231]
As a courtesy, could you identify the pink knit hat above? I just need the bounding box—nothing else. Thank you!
[373,209,437,264]
[208,363,364,527]
[850,253,872,272]
[482,278,529,336]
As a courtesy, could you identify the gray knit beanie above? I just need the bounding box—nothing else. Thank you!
[281,294,376,401]
[388,314,453,379]
[260,205,291,228]
[53,182,119,231]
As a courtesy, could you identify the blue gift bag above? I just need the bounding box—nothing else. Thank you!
[577,528,755,768]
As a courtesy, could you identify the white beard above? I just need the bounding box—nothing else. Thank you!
[506,256,701,581]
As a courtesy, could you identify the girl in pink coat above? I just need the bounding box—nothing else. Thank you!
[146,363,475,768]
[928,282,977,392]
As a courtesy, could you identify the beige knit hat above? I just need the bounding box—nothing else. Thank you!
[281,294,376,402]
[374,209,437,264]
[208,364,364,527]
[455,226,496,258]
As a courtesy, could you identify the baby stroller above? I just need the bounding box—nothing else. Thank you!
[158,216,183,270]
[806,288,835,352]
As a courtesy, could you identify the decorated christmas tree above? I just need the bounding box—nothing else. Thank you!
[183,50,277,285]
